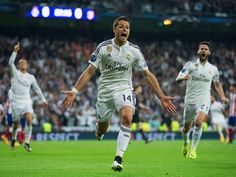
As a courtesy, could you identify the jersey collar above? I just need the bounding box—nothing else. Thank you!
[112,38,129,49]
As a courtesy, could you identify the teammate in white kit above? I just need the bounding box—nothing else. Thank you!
[176,41,228,159]
[9,42,48,152]
[210,96,228,142]
[61,16,176,172]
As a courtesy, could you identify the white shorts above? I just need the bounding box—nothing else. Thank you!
[96,89,135,122]
[11,100,33,122]
[183,102,210,124]
[212,115,228,128]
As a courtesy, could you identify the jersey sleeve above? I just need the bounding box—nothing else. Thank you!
[176,61,191,81]
[133,48,148,71]
[212,67,220,83]
[8,52,18,77]
[31,76,47,103]
[88,43,103,68]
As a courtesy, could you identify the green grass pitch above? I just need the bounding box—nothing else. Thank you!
[0,140,235,177]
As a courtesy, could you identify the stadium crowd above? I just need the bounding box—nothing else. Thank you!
[44,0,236,16]
[0,35,235,132]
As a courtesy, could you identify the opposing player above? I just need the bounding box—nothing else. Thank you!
[61,16,176,172]
[132,84,153,143]
[9,42,48,152]
[228,83,236,143]
[210,96,228,142]
[176,41,228,159]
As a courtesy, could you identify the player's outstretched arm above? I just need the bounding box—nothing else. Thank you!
[143,69,176,113]
[61,64,96,109]
[9,42,20,76]
[214,81,229,104]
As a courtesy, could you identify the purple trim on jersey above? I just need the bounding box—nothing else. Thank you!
[94,39,112,56]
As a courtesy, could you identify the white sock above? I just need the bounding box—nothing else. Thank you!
[191,126,202,150]
[116,125,131,158]
[217,126,223,137]
[25,125,32,144]
[12,127,18,140]
[181,127,190,145]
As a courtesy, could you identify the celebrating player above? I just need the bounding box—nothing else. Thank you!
[176,41,228,159]
[210,95,228,142]
[61,16,176,172]
[9,42,48,152]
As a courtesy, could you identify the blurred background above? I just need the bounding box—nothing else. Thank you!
[0,0,235,140]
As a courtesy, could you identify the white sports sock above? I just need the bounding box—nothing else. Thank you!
[25,125,32,144]
[191,126,202,150]
[181,127,190,145]
[217,126,223,137]
[12,127,18,140]
[116,125,131,158]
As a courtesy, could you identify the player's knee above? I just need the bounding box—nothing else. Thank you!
[121,115,132,127]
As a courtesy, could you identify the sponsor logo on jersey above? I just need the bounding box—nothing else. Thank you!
[195,63,199,67]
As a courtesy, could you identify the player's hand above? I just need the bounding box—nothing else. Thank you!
[221,97,229,104]
[42,101,48,109]
[14,42,20,53]
[160,96,176,113]
[61,90,76,109]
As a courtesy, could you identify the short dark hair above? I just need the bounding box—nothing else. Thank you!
[113,16,130,29]
[199,41,211,51]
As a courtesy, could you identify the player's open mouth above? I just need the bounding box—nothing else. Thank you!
[201,53,206,57]
[121,33,127,37]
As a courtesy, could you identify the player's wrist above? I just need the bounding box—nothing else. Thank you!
[71,87,79,95]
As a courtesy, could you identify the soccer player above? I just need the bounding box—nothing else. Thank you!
[176,41,228,159]
[210,96,228,142]
[61,16,176,172]
[132,84,153,144]
[228,83,236,143]
[9,42,48,152]
[1,90,26,145]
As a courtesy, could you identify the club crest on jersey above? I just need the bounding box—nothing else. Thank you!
[126,54,131,60]
[107,46,112,53]
[195,63,199,67]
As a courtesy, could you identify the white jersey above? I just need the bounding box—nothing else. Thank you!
[210,101,225,120]
[176,59,219,105]
[89,38,148,101]
[9,52,46,105]
[210,101,227,128]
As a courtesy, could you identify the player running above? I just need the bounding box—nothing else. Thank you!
[176,41,228,159]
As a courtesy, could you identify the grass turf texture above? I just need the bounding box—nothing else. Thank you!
[0,140,235,177]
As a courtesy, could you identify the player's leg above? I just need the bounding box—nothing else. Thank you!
[95,100,114,140]
[11,121,19,150]
[18,117,26,144]
[24,112,33,152]
[181,104,194,157]
[95,120,110,140]
[217,124,225,142]
[190,111,207,159]
[182,121,192,157]
[137,122,150,143]
[112,106,133,172]
[228,116,235,143]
